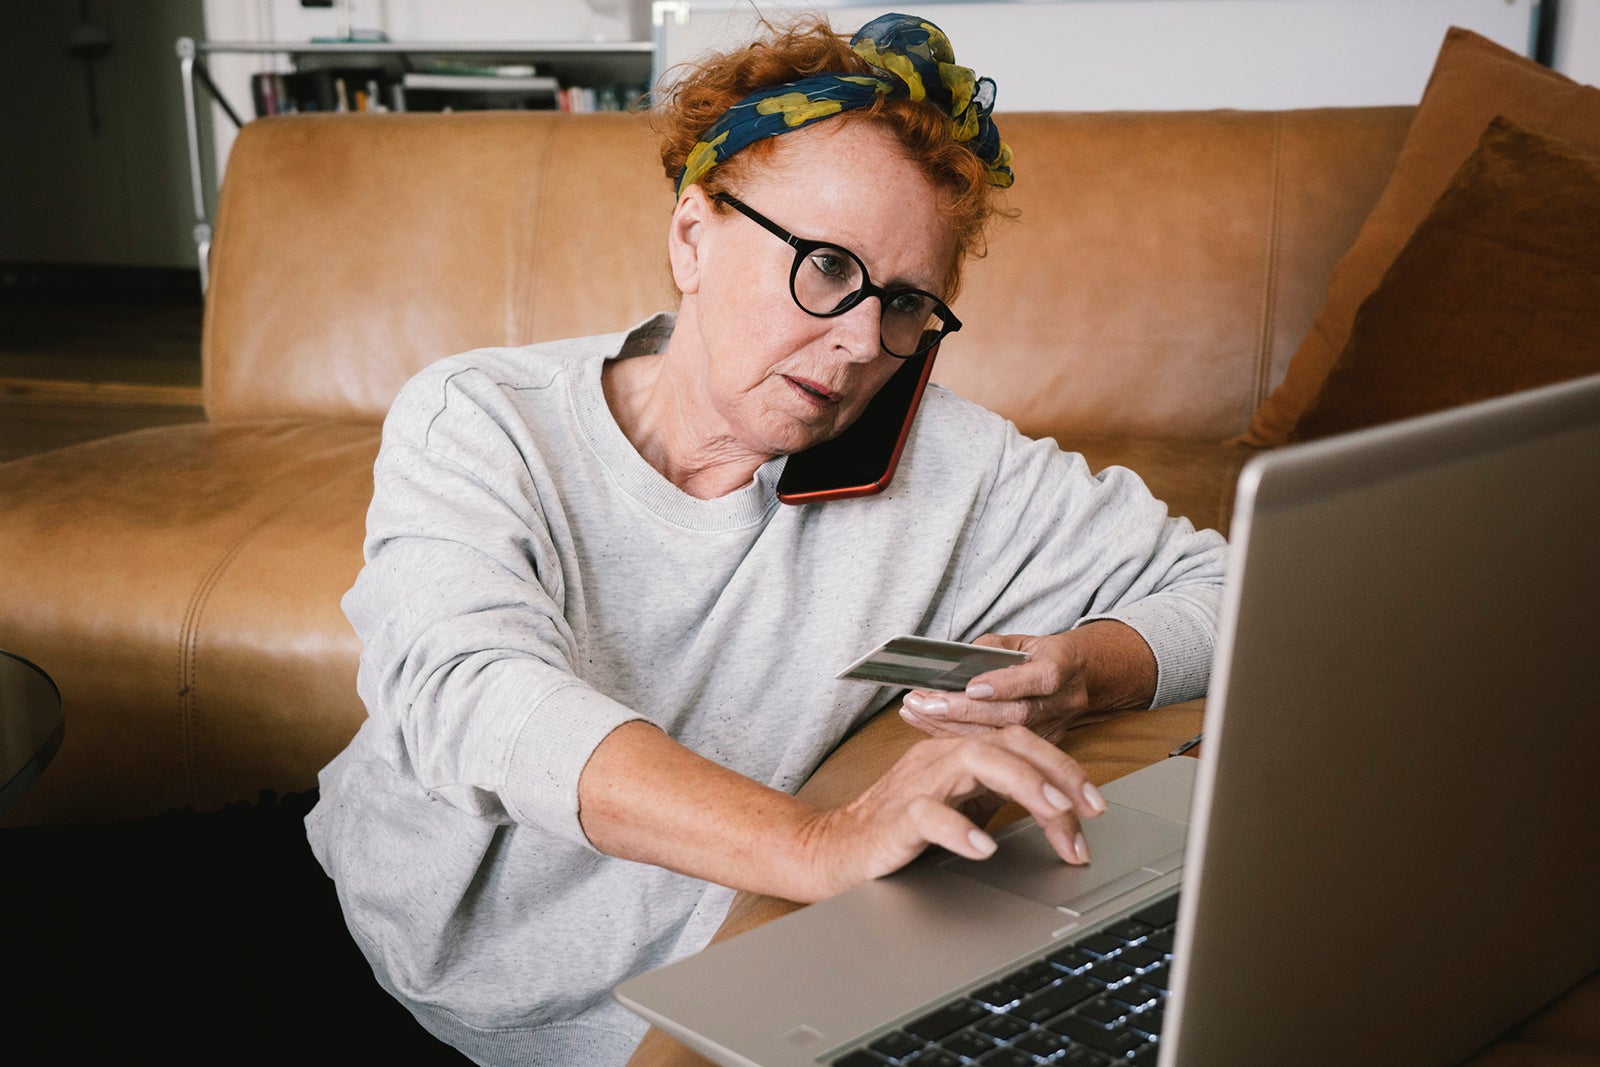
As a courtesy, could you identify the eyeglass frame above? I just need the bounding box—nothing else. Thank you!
[709,193,962,359]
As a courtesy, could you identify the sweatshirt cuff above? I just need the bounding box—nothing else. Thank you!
[1078,598,1215,709]
[503,682,646,848]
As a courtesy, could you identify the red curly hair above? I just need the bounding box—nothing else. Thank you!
[652,13,1004,298]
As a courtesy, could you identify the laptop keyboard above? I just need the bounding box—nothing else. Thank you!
[831,891,1179,1067]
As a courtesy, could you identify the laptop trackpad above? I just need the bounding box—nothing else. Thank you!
[938,804,1188,915]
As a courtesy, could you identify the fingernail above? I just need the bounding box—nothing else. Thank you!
[1074,832,1091,864]
[968,828,997,857]
[965,682,995,699]
[1082,782,1106,815]
[1042,783,1072,813]
[903,693,948,716]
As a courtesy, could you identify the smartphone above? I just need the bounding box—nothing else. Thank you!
[776,345,939,505]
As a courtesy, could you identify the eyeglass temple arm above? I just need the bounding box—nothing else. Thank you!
[710,193,803,249]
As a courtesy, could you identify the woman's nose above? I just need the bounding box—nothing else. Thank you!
[830,294,883,361]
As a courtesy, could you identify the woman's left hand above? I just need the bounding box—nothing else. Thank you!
[899,621,1158,745]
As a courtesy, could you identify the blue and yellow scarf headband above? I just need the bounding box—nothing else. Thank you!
[676,12,1015,197]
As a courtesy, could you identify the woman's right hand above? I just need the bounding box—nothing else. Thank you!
[579,719,1104,907]
[794,724,1106,901]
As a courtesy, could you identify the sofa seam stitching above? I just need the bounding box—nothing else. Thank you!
[1254,113,1285,413]
[176,441,366,809]
[513,119,556,344]
[179,533,257,809]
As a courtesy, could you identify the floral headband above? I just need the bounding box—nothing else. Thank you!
[675,12,1015,197]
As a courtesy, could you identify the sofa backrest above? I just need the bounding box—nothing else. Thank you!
[204,111,675,423]
[947,107,1411,441]
[204,107,1412,440]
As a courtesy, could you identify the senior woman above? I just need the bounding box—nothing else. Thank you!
[307,12,1226,1066]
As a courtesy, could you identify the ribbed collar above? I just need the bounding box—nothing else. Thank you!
[569,313,785,531]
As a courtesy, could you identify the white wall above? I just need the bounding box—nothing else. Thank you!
[1555,0,1600,86]
[656,0,1545,111]
[369,0,648,43]
[202,0,647,45]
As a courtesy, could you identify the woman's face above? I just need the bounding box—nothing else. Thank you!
[670,120,959,461]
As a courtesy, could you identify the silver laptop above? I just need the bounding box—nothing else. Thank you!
[616,372,1600,1067]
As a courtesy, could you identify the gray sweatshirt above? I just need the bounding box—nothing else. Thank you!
[306,314,1227,1065]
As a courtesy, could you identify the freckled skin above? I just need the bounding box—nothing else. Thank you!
[602,121,958,500]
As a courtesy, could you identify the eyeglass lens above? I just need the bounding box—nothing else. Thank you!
[792,246,949,358]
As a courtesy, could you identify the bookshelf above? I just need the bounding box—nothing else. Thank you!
[176,37,655,287]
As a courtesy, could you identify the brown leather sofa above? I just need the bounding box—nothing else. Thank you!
[2,109,1592,1062]
[0,106,1405,824]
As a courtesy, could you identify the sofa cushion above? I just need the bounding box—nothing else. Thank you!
[1237,27,1600,448]
[1294,118,1600,439]
[940,107,1410,444]
[0,421,379,825]
[1068,436,1251,536]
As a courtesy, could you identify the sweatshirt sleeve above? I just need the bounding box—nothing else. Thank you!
[951,421,1228,708]
[341,359,644,847]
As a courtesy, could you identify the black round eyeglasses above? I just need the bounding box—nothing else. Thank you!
[711,193,961,359]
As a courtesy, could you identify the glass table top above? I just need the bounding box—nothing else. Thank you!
[1,650,63,814]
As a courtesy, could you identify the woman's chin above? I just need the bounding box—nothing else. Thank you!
[732,407,839,460]
[771,417,849,459]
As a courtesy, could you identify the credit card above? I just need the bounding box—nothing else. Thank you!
[837,635,1029,691]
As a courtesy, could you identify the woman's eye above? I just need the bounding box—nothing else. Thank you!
[809,251,851,281]
[889,292,932,317]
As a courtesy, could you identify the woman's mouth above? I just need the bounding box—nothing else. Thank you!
[785,375,842,406]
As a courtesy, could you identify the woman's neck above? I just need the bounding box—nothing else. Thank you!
[602,350,772,500]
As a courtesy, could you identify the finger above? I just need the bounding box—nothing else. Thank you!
[962,633,1031,698]
[970,632,1019,650]
[966,654,1070,703]
[898,704,941,735]
[905,690,1029,728]
[1037,808,1091,865]
[948,728,1104,838]
[984,724,1107,820]
[945,740,1090,865]
[898,704,996,737]
[906,793,996,860]
[949,693,1057,735]
[958,791,1008,829]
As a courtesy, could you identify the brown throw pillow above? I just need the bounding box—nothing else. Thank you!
[1292,118,1600,440]
[1236,27,1600,448]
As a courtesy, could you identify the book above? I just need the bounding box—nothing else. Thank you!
[250,72,280,116]
[248,68,401,116]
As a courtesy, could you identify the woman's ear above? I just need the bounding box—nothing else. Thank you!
[667,186,711,296]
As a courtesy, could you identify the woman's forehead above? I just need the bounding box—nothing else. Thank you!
[734,123,958,281]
